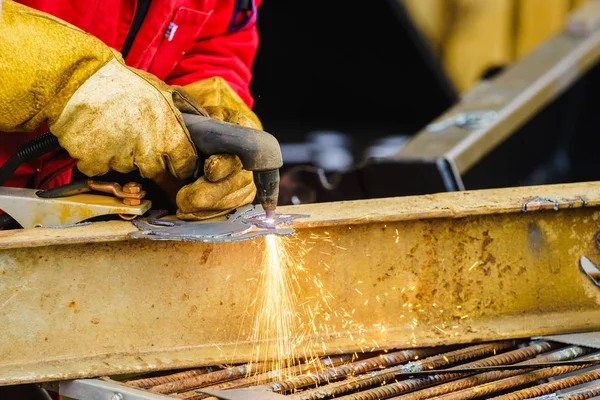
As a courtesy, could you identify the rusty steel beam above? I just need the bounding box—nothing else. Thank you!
[2,182,600,385]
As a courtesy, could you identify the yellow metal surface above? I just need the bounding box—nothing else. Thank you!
[0,187,151,228]
[1,182,600,384]
[403,0,590,91]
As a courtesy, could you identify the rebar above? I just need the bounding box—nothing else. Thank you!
[126,368,209,388]
[436,353,600,400]
[538,382,600,400]
[292,340,516,400]
[491,366,600,400]
[335,341,550,400]
[389,341,564,400]
[148,362,269,394]
[257,348,441,393]
[176,354,355,399]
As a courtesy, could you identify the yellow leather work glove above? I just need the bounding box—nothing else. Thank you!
[0,0,198,181]
[184,77,263,130]
[174,77,262,220]
[176,154,256,220]
[0,1,257,217]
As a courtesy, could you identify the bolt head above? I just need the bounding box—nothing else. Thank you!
[123,198,141,206]
[123,182,142,194]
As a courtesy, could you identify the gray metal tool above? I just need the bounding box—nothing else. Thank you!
[129,204,308,243]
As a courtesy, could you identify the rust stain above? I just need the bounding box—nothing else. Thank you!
[187,305,198,317]
[68,301,80,314]
[482,231,493,252]
[199,247,213,265]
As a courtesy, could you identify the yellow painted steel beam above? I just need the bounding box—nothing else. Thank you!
[403,0,591,91]
[395,3,600,191]
[2,182,600,384]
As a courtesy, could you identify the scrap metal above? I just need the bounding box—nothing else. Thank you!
[51,339,600,400]
[129,205,308,243]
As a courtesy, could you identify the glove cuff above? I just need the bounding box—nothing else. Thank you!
[183,77,263,130]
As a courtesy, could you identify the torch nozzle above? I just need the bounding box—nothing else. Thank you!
[254,169,280,220]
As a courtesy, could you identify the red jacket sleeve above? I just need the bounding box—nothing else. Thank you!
[165,0,261,108]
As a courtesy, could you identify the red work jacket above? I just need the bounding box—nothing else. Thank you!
[3,0,260,189]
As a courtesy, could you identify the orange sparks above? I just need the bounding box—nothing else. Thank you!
[239,234,376,380]
[468,261,481,271]
[435,326,448,335]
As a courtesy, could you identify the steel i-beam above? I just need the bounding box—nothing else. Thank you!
[1,182,600,384]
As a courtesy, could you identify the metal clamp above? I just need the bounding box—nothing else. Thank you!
[37,180,146,206]
[0,187,150,228]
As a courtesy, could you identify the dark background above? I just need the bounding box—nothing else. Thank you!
[249,0,600,204]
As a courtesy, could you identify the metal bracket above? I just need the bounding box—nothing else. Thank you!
[128,204,309,243]
[58,378,289,400]
[198,388,289,400]
[580,256,600,288]
[59,379,169,400]
[0,187,151,228]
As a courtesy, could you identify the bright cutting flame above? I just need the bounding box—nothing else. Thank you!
[243,233,372,381]
[264,218,275,226]
[250,235,300,377]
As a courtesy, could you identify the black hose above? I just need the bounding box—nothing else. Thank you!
[0,132,60,186]
[36,181,90,198]
[0,132,61,229]
[0,213,18,229]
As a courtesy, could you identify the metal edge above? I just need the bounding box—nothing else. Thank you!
[59,379,170,400]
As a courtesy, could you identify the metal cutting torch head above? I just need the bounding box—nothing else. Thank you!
[182,113,283,222]
[253,169,279,221]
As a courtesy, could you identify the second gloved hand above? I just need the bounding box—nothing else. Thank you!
[176,154,256,220]
[183,77,263,130]
[175,77,263,219]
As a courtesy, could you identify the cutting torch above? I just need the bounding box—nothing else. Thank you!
[182,114,283,220]
[0,115,284,226]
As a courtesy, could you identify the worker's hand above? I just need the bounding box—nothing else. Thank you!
[51,61,205,180]
[175,154,256,220]
[172,76,261,220]
[58,66,259,217]
[184,77,263,130]
[0,1,202,181]
[0,1,258,217]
